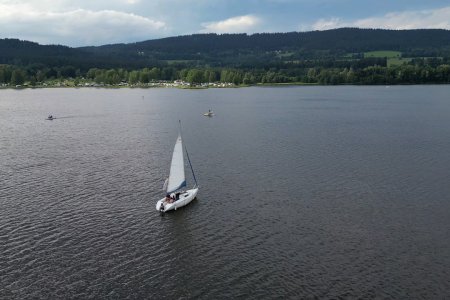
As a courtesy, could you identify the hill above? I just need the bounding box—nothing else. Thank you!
[88,28,450,53]
[2,28,450,69]
[0,38,152,70]
[1,28,450,86]
[80,28,450,65]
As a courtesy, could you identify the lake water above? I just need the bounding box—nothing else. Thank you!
[1,86,449,299]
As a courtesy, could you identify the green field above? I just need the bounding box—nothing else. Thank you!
[387,57,413,67]
[363,51,414,67]
[364,51,401,58]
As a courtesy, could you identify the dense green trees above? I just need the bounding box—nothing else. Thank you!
[1,28,450,87]
[92,29,450,59]
[10,69,25,85]
[3,29,450,73]
[1,62,449,87]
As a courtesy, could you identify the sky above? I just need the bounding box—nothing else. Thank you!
[1,0,450,47]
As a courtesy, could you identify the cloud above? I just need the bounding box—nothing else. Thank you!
[0,3,166,46]
[200,15,261,33]
[312,17,343,31]
[311,6,450,30]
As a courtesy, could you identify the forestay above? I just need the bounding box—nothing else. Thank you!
[166,135,186,193]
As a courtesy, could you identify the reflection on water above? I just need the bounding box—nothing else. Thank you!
[1,86,450,299]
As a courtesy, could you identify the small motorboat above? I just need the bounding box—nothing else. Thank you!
[46,115,54,120]
[203,109,214,117]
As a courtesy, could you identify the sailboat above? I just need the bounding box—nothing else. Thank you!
[156,124,198,212]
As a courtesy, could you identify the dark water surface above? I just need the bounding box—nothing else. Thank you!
[1,86,449,299]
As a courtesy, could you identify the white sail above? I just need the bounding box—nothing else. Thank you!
[166,135,186,194]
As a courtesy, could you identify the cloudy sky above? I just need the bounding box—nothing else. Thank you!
[1,0,450,47]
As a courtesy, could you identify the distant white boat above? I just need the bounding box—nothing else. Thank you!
[156,123,198,213]
[203,109,214,117]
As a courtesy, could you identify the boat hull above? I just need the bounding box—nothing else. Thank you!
[156,188,198,212]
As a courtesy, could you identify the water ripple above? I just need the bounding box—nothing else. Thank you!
[1,87,450,299]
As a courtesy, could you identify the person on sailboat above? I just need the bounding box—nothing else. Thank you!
[170,193,176,202]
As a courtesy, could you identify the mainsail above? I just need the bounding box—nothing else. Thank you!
[166,135,186,194]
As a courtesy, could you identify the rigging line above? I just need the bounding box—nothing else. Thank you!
[184,143,198,187]
[179,120,198,187]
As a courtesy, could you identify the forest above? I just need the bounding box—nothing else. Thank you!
[1,28,450,86]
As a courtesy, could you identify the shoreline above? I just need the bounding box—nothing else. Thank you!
[1,82,449,90]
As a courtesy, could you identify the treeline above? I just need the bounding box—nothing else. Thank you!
[2,61,450,86]
[303,64,450,85]
[2,28,450,87]
[90,28,450,55]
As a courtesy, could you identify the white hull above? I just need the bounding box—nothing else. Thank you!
[156,188,198,212]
